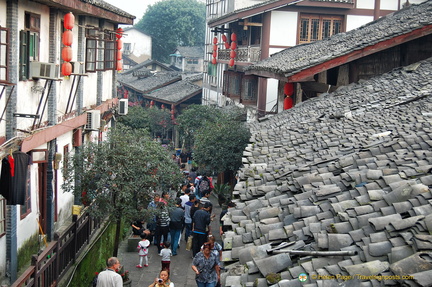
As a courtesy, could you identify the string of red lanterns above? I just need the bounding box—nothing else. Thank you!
[116,28,123,71]
[229,32,237,67]
[283,82,294,110]
[61,12,74,77]
[211,36,218,65]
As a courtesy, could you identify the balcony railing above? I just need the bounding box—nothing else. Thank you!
[218,45,261,63]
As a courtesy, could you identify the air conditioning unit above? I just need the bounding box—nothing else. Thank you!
[71,61,83,74]
[29,61,59,80]
[85,110,100,130]
[118,99,128,115]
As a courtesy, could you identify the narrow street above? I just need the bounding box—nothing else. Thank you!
[117,195,223,287]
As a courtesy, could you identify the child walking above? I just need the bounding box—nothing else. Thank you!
[159,241,172,272]
[136,233,150,268]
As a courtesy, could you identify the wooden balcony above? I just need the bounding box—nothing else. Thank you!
[218,45,261,63]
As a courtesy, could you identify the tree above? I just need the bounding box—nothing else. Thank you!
[119,106,175,141]
[135,0,206,62]
[176,104,221,150]
[193,117,250,174]
[62,124,183,256]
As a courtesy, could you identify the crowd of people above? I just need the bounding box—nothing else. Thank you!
[94,150,237,287]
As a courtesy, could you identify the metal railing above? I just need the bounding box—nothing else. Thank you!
[11,211,100,287]
[218,45,261,63]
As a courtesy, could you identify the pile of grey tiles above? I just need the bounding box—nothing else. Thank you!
[220,57,432,287]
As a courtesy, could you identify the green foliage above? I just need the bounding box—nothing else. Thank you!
[135,0,206,62]
[67,220,120,287]
[17,232,39,273]
[62,124,183,224]
[119,106,174,140]
[118,105,150,130]
[176,104,221,150]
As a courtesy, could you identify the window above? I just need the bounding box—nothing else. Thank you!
[0,27,9,83]
[19,13,40,80]
[299,14,343,44]
[20,167,31,218]
[223,71,241,98]
[0,196,5,237]
[123,43,131,55]
[85,27,116,72]
[187,59,199,64]
[241,75,258,104]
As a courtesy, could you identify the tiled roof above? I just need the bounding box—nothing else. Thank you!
[220,57,432,286]
[174,46,205,58]
[80,0,135,19]
[117,71,182,93]
[245,0,432,77]
[143,79,202,104]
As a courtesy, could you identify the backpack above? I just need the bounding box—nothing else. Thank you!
[199,177,210,193]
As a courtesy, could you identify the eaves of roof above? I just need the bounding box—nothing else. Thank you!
[245,1,432,81]
[142,81,202,105]
[33,0,135,24]
[208,0,353,27]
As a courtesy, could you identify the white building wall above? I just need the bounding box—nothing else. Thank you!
[269,11,297,47]
[17,163,40,247]
[380,0,398,10]
[123,28,152,59]
[356,0,374,9]
[54,132,75,227]
[265,78,278,112]
[346,15,374,31]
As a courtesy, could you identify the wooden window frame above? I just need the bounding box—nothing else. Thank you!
[20,165,32,219]
[0,27,9,83]
[241,75,258,105]
[223,71,242,99]
[20,12,40,81]
[85,27,116,72]
[299,14,343,44]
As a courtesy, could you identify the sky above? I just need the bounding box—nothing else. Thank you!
[104,0,162,23]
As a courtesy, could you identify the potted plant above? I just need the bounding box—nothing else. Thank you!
[118,268,131,286]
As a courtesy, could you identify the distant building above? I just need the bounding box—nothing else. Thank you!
[122,27,152,69]
[170,46,205,72]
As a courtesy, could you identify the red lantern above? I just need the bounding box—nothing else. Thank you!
[213,44,217,51]
[116,28,123,39]
[64,12,75,30]
[62,30,73,46]
[211,58,217,65]
[231,33,237,42]
[284,96,293,110]
[229,58,235,67]
[230,50,236,59]
[212,51,217,58]
[230,41,237,50]
[117,50,122,61]
[224,42,230,49]
[161,104,165,109]
[284,83,294,96]
[117,39,123,50]
[221,34,227,42]
[62,46,73,62]
[213,37,218,44]
[116,60,123,71]
[150,100,155,107]
[62,62,72,76]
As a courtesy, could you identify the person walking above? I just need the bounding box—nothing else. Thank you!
[147,193,161,244]
[136,233,150,268]
[169,198,184,256]
[192,202,212,257]
[160,241,172,272]
[191,242,220,287]
[95,257,123,287]
[184,194,196,242]
[155,202,170,253]
[148,269,174,287]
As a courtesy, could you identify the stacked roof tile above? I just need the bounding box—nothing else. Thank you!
[220,57,432,286]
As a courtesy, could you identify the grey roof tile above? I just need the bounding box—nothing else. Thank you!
[390,252,432,277]
[369,214,402,231]
[343,260,390,277]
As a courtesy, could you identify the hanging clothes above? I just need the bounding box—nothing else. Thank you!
[0,151,31,205]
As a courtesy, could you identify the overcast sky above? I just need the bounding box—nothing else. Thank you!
[104,0,162,23]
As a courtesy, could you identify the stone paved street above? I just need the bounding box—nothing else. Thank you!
[117,195,222,287]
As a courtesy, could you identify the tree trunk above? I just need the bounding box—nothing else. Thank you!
[113,218,122,257]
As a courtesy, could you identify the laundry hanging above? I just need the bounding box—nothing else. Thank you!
[0,151,31,205]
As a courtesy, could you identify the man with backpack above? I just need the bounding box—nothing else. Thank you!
[198,174,212,198]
